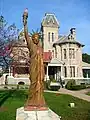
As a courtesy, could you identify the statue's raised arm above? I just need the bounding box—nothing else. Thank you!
[23,8,30,48]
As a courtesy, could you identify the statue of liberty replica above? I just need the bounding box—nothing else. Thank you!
[16,9,60,120]
[23,8,47,111]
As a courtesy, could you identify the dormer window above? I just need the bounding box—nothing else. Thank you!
[48,32,50,42]
[52,33,54,42]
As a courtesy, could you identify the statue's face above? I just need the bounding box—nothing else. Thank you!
[32,33,39,45]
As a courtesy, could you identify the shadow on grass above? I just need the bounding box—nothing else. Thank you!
[0,90,15,107]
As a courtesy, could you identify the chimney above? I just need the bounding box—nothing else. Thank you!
[70,28,76,40]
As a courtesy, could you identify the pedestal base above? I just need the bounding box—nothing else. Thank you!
[16,107,61,120]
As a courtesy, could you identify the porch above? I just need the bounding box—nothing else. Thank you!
[45,58,64,81]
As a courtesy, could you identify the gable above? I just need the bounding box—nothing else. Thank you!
[49,58,64,66]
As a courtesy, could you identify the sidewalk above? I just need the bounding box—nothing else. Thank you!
[45,88,90,102]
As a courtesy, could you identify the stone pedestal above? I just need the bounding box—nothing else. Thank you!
[16,107,61,120]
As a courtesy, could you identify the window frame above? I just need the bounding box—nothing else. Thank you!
[64,49,67,59]
[52,32,54,42]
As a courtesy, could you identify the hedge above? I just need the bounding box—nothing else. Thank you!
[70,85,86,90]
[65,80,86,90]
[50,86,60,91]
[65,79,76,90]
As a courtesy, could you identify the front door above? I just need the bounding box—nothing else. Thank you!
[48,66,61,81]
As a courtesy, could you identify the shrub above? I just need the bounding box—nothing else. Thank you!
[44,79,60,91]
[11,87,15,89]
[4,86,8,89]
[86,85,90,88]
[45,80,51,90]
[71,85,86,90]
[50,78,60,91]
[65,80,86,90]
[0,72,3,77]
[25,86,29,89]
[65,79,76,90]
[50,86,60,91]
[50,78,57,82]
[19,86,25,89]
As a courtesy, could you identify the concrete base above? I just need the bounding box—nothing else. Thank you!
[16,107,61,120]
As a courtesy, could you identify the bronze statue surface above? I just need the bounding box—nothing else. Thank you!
[23,9,47,111]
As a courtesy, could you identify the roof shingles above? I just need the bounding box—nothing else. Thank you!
[42,13,59,28]
[53,35,84,47]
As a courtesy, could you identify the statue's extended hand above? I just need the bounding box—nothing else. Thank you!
[23,8,28,26]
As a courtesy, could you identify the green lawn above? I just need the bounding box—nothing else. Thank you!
[0,90,90,120]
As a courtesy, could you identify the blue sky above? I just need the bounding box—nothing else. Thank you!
[0,0,90,54]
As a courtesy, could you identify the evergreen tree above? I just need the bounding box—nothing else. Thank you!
[82,53,90,64]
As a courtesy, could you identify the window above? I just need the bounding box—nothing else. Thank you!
[69,48,75,59]
[64,49,66,59]
[52,33,54,42]
[48,32,50,42]
[73,66,75,77]
[70,66,75,77]
[64,66,67,77]
[72,49,75,59]
[69,49,72,59]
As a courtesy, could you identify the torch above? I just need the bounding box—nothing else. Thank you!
[23,8,28,26]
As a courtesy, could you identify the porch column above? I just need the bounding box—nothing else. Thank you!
[75,66,77,77]
[61,66,63,77]
[46,65,49,81]
[57,67,61,81]
[87,72,88,78]
[54,67,57,80]
[55,67,60,81]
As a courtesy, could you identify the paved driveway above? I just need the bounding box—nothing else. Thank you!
[45,88,90,102]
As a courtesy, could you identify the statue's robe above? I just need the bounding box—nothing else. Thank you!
[25,38,46,109]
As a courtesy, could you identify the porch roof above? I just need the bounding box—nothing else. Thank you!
[82,61,90,69]
[48,58,64,66]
